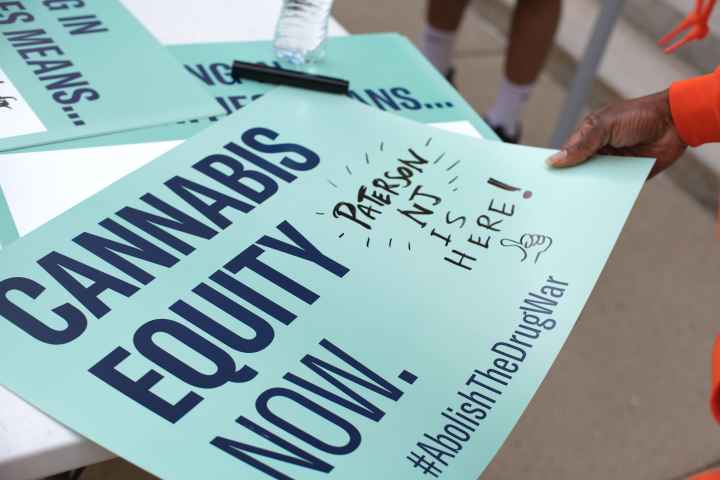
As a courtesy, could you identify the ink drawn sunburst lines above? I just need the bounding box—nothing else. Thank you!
[326,138,402,190]
[446,160,460,172]
[334,229,414,254]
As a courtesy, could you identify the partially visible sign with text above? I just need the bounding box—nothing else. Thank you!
[0,0,220,151]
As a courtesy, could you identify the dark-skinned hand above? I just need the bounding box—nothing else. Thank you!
[546,90,687,177]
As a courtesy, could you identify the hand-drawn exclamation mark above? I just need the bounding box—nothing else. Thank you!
[487,177,532,199]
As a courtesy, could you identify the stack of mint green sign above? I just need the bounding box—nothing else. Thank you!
[0,2,653,479]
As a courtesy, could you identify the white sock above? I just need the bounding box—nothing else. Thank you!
[419,25,457,75]
[485,77,534,136]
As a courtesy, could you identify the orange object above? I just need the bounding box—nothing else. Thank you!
[690,468,720,480]
[711,336,720,423]
[686,340,720,477]
[659,0,717,53]
[716,193,720,240]
[669,67,720,146]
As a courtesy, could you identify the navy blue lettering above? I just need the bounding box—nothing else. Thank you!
[184,64,213,86]
[37,251,138,319]
[228,95,247,110]
[366,88,400,111]
[134,319,257,388]
[29,59,72,75]
[165,175,253,229]
[3,29,50,47]
[39,71,87,91]
[117,193,218,255]
[390,87,422,110]
[210,270,297,326]
[346,90,369,105]
[211,416,333,479]
[193,154,279,205]
[0,11,33,25]
[170,282,274,353]
[257,221,349,278]
[210,62,235,85]
[215,96,232,115]
[73,218,179,285]
[42,0,85,11]
[224,244,319,305]
[0,277,87,344]
[257,387,362,455]
[223,141,297,183]
[60,16,108,35]
[89,347,203,423]
[52,87,98,105]
[283,338,405,422]
[242,128,320,172]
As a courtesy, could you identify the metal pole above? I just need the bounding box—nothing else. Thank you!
[550,0,627,148]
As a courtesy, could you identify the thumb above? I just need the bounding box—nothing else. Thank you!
[546,114,609,168]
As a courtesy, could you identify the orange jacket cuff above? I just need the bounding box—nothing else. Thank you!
[670,69,720,147]
[711,335,720,424]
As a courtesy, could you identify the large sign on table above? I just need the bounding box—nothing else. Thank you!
[0,0,220,151]
[0,88,652,479]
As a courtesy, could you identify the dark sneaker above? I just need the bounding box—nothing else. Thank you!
[445,66,456,86]
[484,117,522,144]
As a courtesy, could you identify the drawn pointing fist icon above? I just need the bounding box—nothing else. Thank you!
[500,234,553,264]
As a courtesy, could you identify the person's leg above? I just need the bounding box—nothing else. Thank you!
[486,0,562,141]
[506,0,561,85]
[420,0,471,76]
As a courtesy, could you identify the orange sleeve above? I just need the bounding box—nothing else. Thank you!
[711,335,720,424]
[669,67,720,147]
[690,469,720,480]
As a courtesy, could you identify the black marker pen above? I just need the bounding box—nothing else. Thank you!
[231,61,350,95]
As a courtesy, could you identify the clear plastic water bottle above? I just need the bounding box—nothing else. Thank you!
[273,0,335,65]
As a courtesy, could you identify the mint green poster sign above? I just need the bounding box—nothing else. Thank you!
[36,33,497,151]
[0,0,220,151]
[0,88,652,479]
